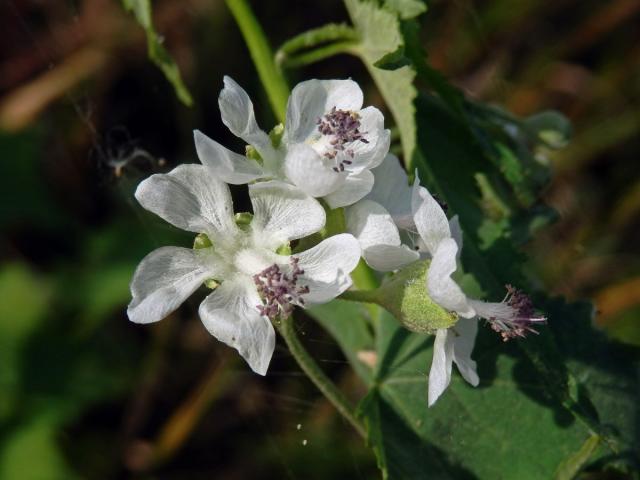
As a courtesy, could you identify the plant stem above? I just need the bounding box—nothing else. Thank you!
[225,0,289,122]
[339,287,379,304]
[277,315,366,438]
[226,2,368,439]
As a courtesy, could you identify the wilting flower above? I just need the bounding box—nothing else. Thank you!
[194,76,390,208]
[127,164,361,375]
[413,180,546,406]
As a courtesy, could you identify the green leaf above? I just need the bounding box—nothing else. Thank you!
[0,415,78,480]
[326,4,636,479]
[121,0,193,106]
[276,23,359,68]
[308,300,375,383]
[0,264,52,422]
[345,0,418,162]
[313,302,638,479]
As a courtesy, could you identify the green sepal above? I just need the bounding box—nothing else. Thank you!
[234,212,253,231]
[192,234,219,289]
[269,123,284,148]
[378,260,457,333]
[276,243,292,255]
[193,233,213,250]
[343,260,457,333]
[245,145,262,163]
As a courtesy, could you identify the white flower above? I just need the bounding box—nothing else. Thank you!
[346,154,544,405]
[127,163,361,375]
[345,154,420,271]
[413,180,546,406]
[194,76,390,208]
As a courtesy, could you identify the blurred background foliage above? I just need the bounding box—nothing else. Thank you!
[0,0,638,478]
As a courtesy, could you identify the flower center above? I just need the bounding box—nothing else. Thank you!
[253,257,310,320]
[317,107,369,172]
[486,285,547,341]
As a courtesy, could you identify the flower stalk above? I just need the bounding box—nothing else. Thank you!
[225,0,289,122]
[276,315,366,438]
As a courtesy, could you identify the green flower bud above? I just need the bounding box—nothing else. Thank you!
[193,233,213,250]
[193,233,218,289]
[345,260,457,334]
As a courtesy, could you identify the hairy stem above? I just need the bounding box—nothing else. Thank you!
[225,0,289,122]
[277,315,366,438]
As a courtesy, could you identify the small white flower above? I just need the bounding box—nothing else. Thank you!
[413,179,546,406]
[345,154,420,271]
[194,76,390,208]
[128,164,361,375]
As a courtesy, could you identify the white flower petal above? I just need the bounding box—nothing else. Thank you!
[363,244,419,272]
[194,130,265,184]
[285,79,364,144]
[218,76,274,158]
[427,238,475,317]
[324,169,374,209]
[366,154,413,225]
[249,181,326,247]
[449,215,463,259]
[342,107,390,171]
[296,234,361,304]
[467,299,512,322]
[283,143,344,197]
[346,200,401,250]
[135,164,240,242]
[346,199,418,271]
[428,328,454,407]
[128,247,216,325]
[451,318,479,386]
[412,179,451,256]
[199,278,276,375]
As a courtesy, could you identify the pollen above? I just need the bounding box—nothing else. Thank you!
[253,257,310,320]
[317,107,369,172]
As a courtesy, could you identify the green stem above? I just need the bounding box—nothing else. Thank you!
[339,287,379,304]
[277,23,358,57]
[277,315,366,438]
[226,0,367,438]
[225,0,289,122]
[279,42,357,69]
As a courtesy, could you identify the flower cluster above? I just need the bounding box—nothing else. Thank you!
[128,77,545,401]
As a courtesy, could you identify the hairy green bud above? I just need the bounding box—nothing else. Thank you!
[344,260,457,334]
[379,261,457,333]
